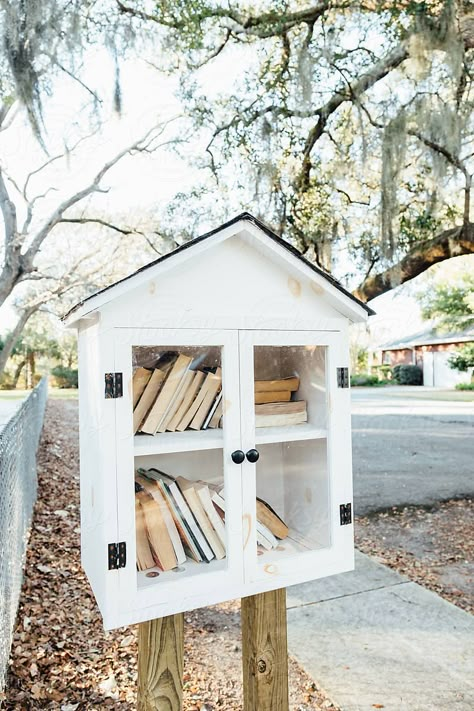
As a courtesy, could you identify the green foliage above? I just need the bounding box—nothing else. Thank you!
[50,366,78,389]
[417,273,474,332]
[392,364,423,384]
[350,374,386,387]
[448,343,474,372]
[455,381,474,390]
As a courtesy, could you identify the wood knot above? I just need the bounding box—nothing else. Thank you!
[257,659,267,674]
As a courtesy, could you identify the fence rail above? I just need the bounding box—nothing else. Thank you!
[0,379,48,691]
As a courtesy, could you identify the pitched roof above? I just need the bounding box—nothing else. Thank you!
[63,212,375,322]
[378,325,474,350]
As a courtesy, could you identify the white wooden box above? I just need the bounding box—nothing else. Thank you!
[66,213,373,629]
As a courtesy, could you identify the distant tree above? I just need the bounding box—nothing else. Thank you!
[417,272,474,332]
[448,343,474,374]
[0,112,178,378]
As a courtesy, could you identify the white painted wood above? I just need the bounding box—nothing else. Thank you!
[238,330,351,587]
[74,227,361,629]
[112,327,244,618]
[77,322,120,623]
[66,220,370,327]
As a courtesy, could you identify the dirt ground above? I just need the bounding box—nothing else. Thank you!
[3,399,473,709]
[355,499,474,615]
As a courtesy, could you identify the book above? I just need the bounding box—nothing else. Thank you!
[203,391,222,429]
[135,499,157,571]
[136,474,186,565]
[176,368,218,432]
[189,368,222,430]
[144,469,215,563]
[208,397,223,429]
[157,369,195,433]
[141,353,193,434]
[135,486,177,571]
[256,520,278,549]
[194,482,226,550]
[176,476,226,560]
[256,497,289,539]
[132,367,152,408]
[133,368,167,434]
[254,376,300,393]
[166,370,206,432]
[255,390,291,404]
[255,400,307,427]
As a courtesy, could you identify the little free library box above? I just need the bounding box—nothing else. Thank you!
[65,212,373,630]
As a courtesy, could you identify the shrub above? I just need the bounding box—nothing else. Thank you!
[350,374,384,387]
[51,366,78,388]
[455,382,474,390]
[448,344,474,372]
[392,364,422,385]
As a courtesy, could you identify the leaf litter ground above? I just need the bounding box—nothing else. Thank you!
[3,400,338,710]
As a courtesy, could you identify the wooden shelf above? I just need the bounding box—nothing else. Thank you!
[137,557,227,589]
[134,428,223,455]
[255,424,327,446]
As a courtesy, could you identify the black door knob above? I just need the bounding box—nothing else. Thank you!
[231,450,245,464]
[246,448,260,463]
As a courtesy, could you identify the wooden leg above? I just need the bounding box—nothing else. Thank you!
[138,613,184,711]
[241,588,289,711]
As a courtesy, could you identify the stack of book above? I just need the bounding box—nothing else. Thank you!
[132,352,223,436]
[254,376,307,427]
[135,469,225,571]
[135,468,289,572]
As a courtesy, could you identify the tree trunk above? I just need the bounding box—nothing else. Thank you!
[0,306,36,378]
[12,359,26,389]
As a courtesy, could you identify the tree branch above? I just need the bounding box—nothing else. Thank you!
[354,223,474,302]
[298,42,410,190]
[22,122,174,270]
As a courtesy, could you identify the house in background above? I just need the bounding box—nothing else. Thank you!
[373,326,474,387]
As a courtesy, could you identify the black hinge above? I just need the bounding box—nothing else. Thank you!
[337,367,349,388]
[340,503,352,525]
[105,372,123,399]
[108,542,127,569]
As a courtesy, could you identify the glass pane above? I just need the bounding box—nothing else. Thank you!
[255,439,330,564]
[253,345,330,563]
[131,345,227,585]
[253,345,327,430]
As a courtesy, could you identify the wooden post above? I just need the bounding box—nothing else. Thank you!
[138,613,184,711]
[241,588,289,711]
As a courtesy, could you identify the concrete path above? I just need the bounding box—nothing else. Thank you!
[287,551,474,711]
[351,387,474,515]
[0,398,25,432]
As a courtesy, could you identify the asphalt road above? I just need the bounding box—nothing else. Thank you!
[351,387,474,515]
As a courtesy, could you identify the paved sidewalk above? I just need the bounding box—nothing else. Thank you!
[287,551,474,711]
[0,398,25,432]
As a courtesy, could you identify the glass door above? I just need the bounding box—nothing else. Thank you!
[239,330,353,585]
[113,327,243,614]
